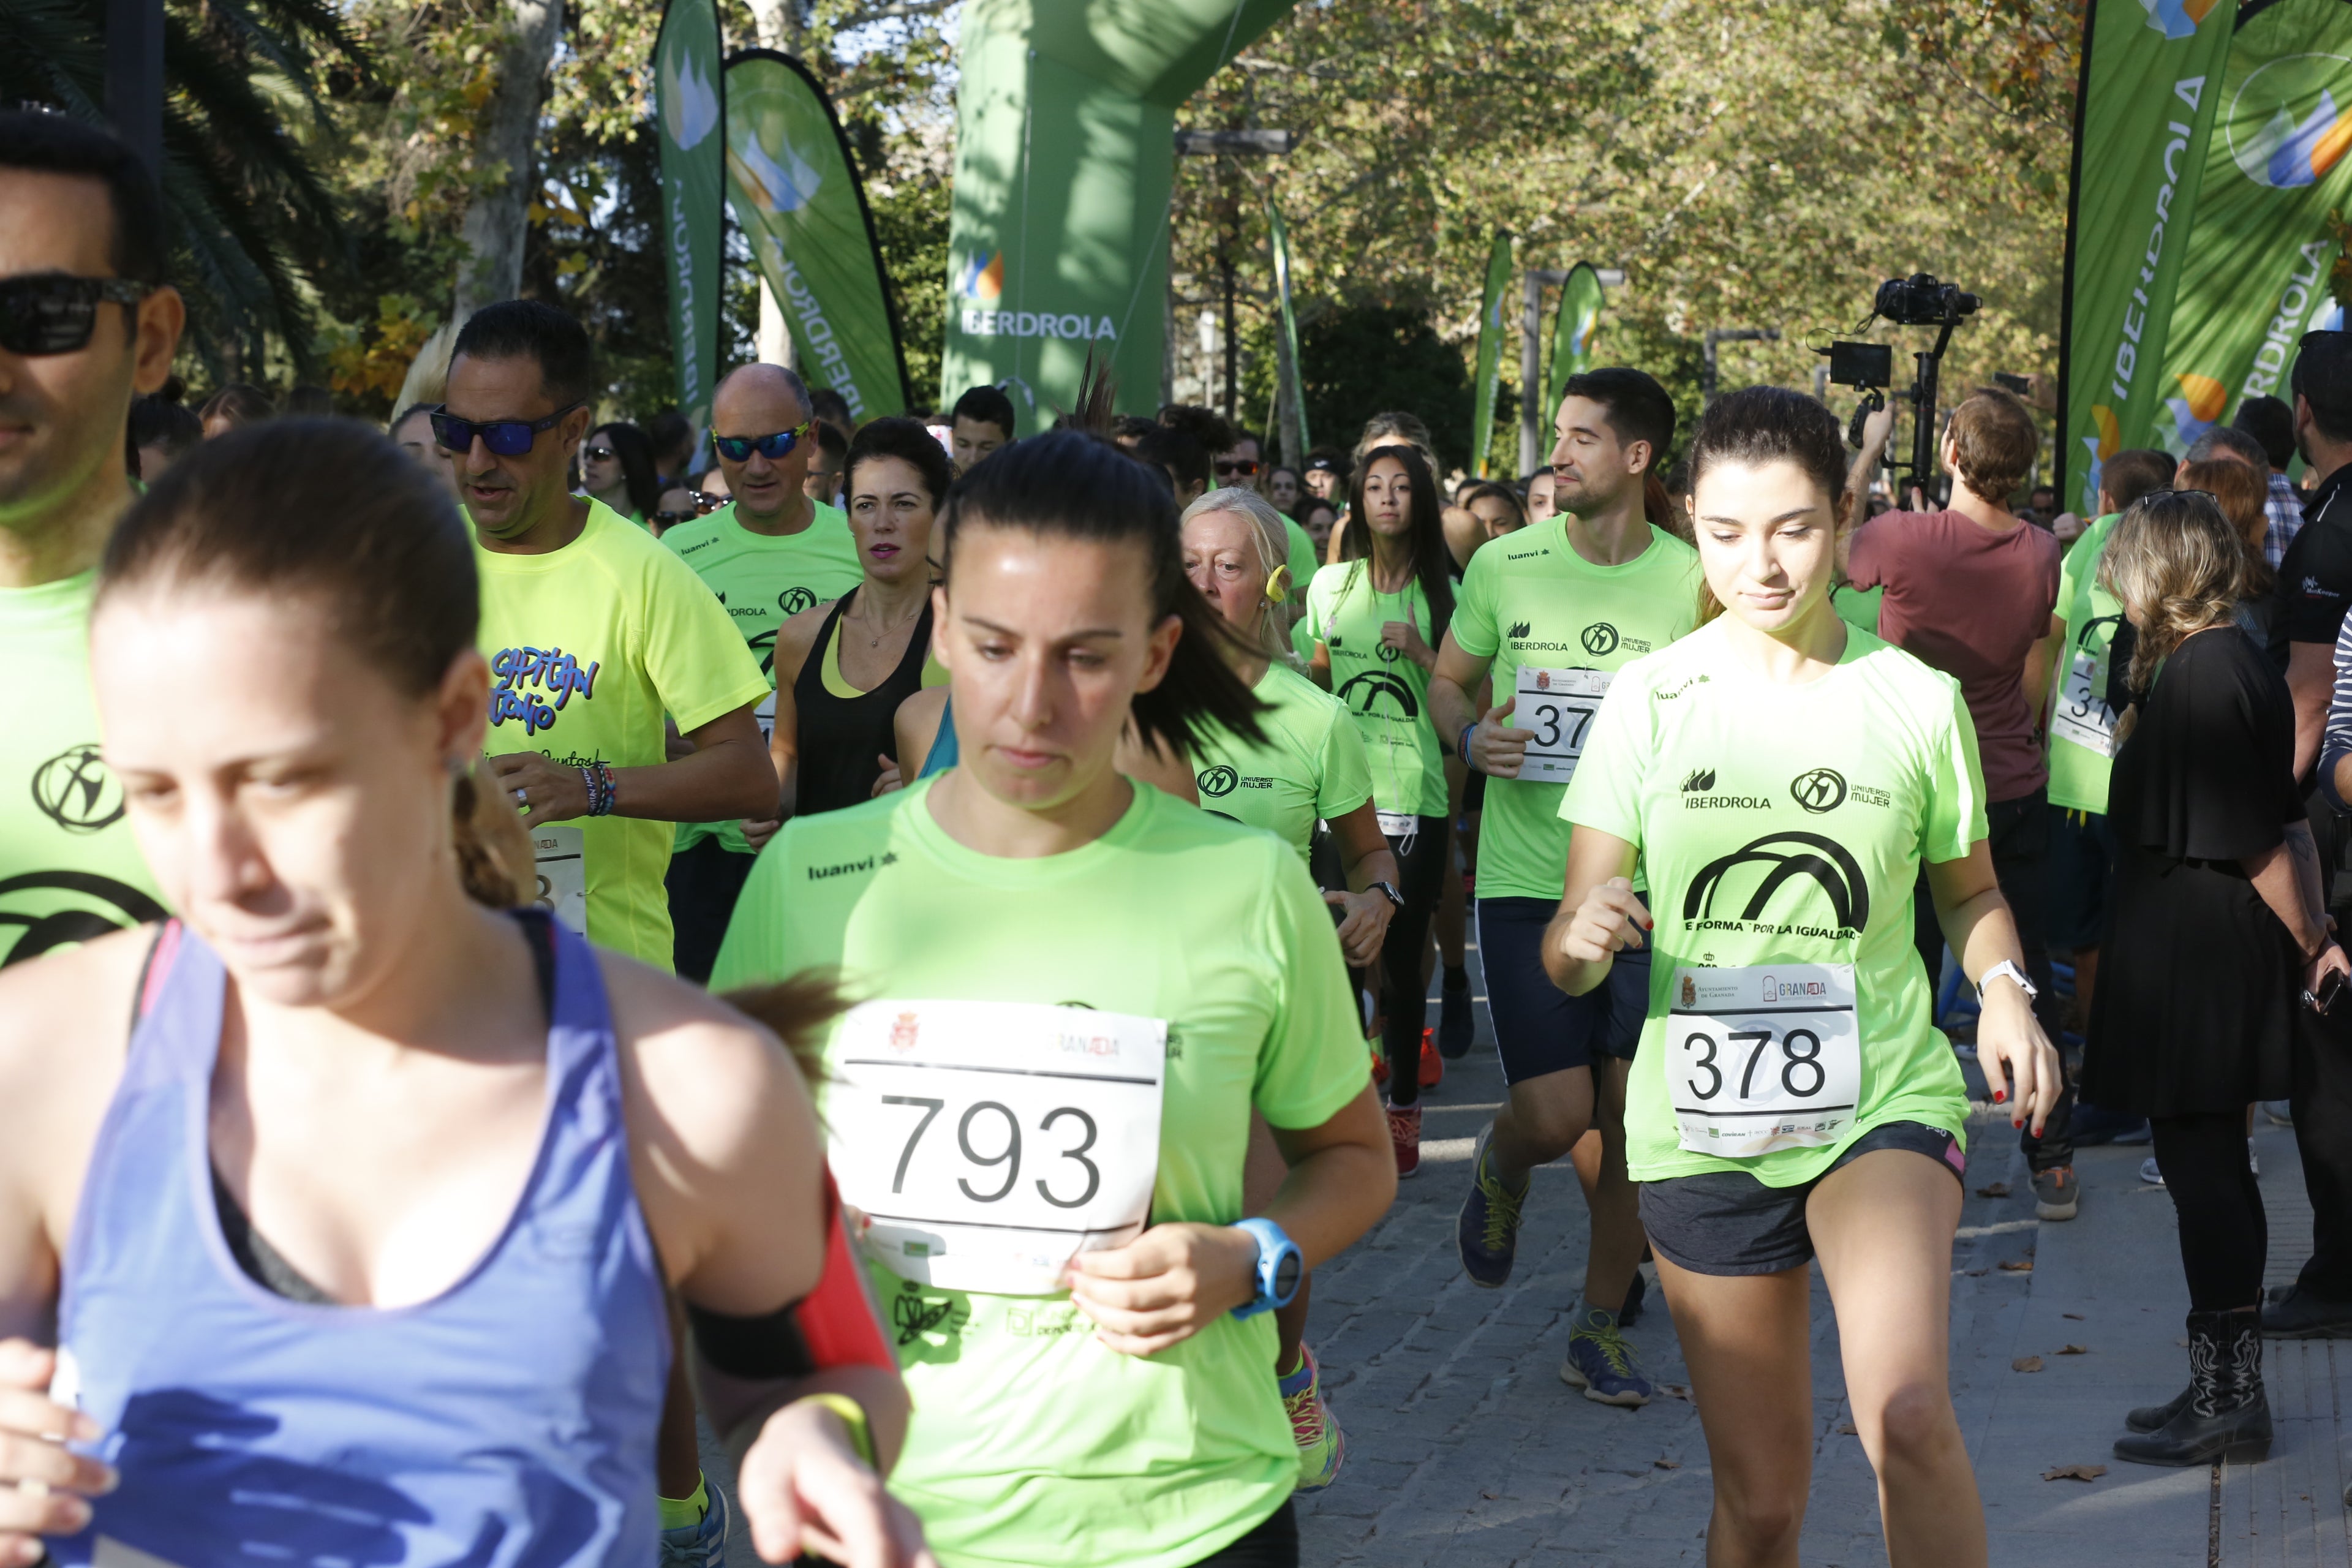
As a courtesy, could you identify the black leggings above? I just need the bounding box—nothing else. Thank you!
[2152,1112,2266,1313]
[1380,814,1450,1107]
[1186,1501,1298,1568]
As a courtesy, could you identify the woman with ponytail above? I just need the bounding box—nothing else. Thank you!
[713,430,1395,1568]
[0,422,925,1568]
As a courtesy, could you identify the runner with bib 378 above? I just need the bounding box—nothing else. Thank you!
[711,431,1395,1568]
[1548,388,2059,1568]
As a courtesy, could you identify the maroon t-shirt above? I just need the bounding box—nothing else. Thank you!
[1846,508,2061,802]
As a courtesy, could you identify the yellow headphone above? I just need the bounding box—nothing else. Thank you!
[1264,564,1293,605]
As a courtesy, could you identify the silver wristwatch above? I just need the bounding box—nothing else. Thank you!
[1976,959,2038,1001]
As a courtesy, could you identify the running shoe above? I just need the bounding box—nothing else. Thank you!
[1456,1126,1527,1287]
[656,1484,729,1567]
[2139,1155,2165,1187]
[2031,1165,2079,1221]
[1560,1311,1653,1407]
[1387,1100,1422,1178]
[2262,1100,2294,1128]
[1419,1027,1444,1089]
[1280,1345,1346,1491]
[2250,1139,2260,1178]
[1438,978,1474,1059]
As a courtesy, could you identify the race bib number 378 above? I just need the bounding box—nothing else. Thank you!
[1669,963,1861,1157]
[1513,666,1611,782]
[827,1000,1167,1295]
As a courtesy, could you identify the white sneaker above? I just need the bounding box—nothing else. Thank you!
[2250,1139,2260,1178]
[2139,1155,2165,1187]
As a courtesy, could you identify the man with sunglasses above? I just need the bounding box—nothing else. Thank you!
[659,361,862,981]
[0,112,185,968]
[1221,426,1320,615]
[444,300,774,978]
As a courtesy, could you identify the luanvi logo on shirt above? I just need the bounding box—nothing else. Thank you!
[1683,768,1717,792]
[1336,670,1420,720]
[1656,673,1711,701]
[1684,832,1869,935]
[1790,768,1848,813]
[1197,764,1238,797]
[806,854,877,880]
[31,743,123,832]
[1580,622,1620,657]
[488,646,600,736]
[1507,620,1532,639]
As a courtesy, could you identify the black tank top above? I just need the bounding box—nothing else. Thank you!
[793,586,934,816]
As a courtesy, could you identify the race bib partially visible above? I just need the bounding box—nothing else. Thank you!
[1374,809,1419,839]
[1668,963,1861,1156]
[530,825,588,935]
[1513,666,1612,782]
[755,688,778,747]
[2049,648,2116,758]
[827,1000,1166,1295]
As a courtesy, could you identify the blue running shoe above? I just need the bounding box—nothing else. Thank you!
[657,1483,729,1567]
[1560,1310,1653,1408]
[1457,1126,1528,1288]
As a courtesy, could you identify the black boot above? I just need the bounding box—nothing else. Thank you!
[2114,1310,2272,1466]
[2124,1385,2192,1433]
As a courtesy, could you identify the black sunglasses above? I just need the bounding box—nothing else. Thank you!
[0,274,156,356]
[431,400,587,457]
[582,444,619,462]
[1216,458,1261,477]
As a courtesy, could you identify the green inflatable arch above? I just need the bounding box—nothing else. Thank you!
[941,0,1298,430]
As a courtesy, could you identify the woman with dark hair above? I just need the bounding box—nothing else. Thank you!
[1551,386,2057,1563]
[713,428,1394,1568]
[1305,443,1455,1172]
[761,417,955,823]
[0,422,927,1567]
[197,381,273,437]
[581,420,663,529]
[2086,491,2342,1466]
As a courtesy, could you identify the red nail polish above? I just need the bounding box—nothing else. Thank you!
[1991,1090,2005,1104]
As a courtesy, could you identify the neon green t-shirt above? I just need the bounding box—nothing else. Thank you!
[709,779,1366,1568]
[1560,616,1986,1186]
[1303,562,1447,817]
[1833,583,1883,635]
[2046,513,2124,816]
[0,571,167,965]
[1189,660,1374,860]
[475,498,771,968]
[1449,518,1701,902]
[1281,516,1319,606]
[663,499,864,854]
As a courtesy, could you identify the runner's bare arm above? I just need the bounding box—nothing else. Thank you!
[1545,826,1645,997]
[490,702,774,824]
[761,600,835,822]
[1431,631,1523,777]
[1325,803,1400,968]
[892,685,949,781]
[1924,843,2060,1135]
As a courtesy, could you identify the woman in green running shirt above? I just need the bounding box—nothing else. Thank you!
[712,431,1395,1568]
[1550,388,2060,1568]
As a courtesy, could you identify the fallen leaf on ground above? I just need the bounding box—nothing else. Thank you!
[1999,1259,2035,1272]
[1482,1491,1498,1499]
[2013,1356,2045,1373]
[1654,1458,1679,1469]
[2057,1344,2089,1355]
[1660,1384,1694,1402]
[1966,1267,1988,1276]
[2064,1312,2085,1321]
[1975,1182,2011,1197]
[1837,1420,1858,1434]
[2043,1464,2106,1482]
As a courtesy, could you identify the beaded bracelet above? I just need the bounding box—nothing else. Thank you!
[576,764,600,817]
[590,761,618,817]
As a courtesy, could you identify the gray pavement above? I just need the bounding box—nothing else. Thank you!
[704,946,2343,1566]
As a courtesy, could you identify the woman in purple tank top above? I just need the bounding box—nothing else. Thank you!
[0,423,930,1568]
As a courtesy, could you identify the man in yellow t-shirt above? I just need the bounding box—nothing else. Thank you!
[442,301,772,972]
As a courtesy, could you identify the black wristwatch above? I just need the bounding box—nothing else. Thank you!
[1369,879,1405,911]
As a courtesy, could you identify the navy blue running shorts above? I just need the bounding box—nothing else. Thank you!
[1476,895,1649,1085]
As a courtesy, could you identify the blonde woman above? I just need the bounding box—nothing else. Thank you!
[2082,490,2347,1466]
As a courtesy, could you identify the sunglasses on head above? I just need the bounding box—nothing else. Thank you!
[0,273,157,356]
[1216,458,1261,478]
[430,400,587,457]
[714,422,814,463]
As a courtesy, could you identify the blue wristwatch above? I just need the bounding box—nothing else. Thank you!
[1229,1218,1304,1320]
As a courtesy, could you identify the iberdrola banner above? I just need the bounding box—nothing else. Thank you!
[654,0,724,436]
[2059,0,2236,511]
[1543,260,1604,427]
[1267,194,1310,452]
[724,50,911,419]
[2151,0,2352,456]
[1469,231,1512,477]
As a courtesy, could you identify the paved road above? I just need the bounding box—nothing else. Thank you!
[707,943,2341,1566]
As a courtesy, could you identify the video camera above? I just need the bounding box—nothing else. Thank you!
[1819,273,1981,486]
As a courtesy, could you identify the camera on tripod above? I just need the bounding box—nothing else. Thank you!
[1873,274,1980,329]
[1817,273,1983,480]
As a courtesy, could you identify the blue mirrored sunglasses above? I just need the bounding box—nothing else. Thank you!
[713,421,813,463]
[430,400,586,457]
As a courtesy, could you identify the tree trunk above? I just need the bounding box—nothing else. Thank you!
[750,0,798,369]
[450,0,564,322]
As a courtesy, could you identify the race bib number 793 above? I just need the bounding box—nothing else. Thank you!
[826,1000,1166,1295]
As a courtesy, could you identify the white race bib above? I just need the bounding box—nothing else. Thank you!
[1513,665,1612,782]
[530,825,588,935]
[827,1000,1166,1295]
[1374,809,1419,839]
[2049,647,2116,758]
[1669,963,1861,1156]
[755,688,778,746]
